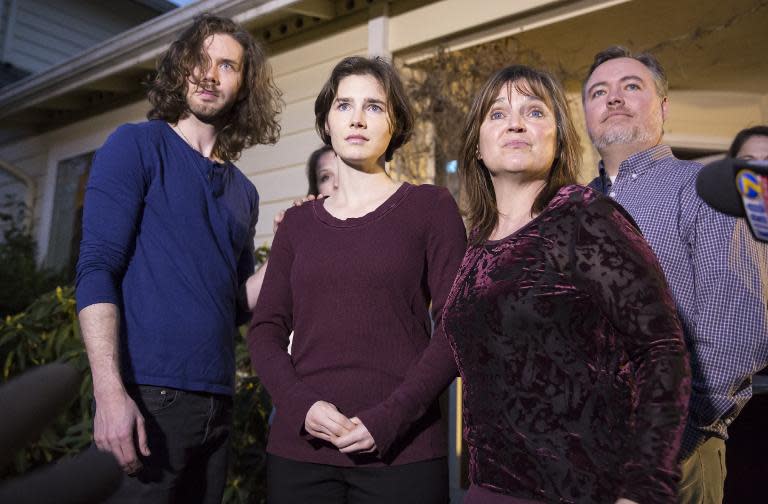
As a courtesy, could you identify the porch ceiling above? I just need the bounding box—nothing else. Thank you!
[490,0,768,94]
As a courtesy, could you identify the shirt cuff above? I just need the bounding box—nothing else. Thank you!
[76,270,120,312]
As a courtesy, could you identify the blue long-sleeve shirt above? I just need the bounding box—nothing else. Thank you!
[76,120,258,395]
[589,144,768,458]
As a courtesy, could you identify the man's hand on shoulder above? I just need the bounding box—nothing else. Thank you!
[93,389,150,474]
[272,194,327,233]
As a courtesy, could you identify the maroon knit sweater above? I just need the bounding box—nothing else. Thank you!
[247,183,467,466]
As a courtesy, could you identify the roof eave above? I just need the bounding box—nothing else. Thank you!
[0,0,302,118]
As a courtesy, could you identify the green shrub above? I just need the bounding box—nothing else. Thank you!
[0,198,64,317]
[0,286,90,477]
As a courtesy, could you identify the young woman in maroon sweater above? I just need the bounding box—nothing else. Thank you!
[247,57,467,503]
[441,65,691,503]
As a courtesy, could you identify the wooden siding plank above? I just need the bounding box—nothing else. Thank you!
[271,24,368,77]
[248,163,310,203]
[240,128,321,176]
[277,98,316,139]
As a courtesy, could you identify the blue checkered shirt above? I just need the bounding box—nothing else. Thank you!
[589,144,768,459]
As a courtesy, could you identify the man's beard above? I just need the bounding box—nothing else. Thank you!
[591,125,655,150]
[590,112,664,151]
[187,99,234,125]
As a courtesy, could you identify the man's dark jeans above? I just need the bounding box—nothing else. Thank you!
[103,385,232,504]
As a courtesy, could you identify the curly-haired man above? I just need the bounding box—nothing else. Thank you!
[76,14,281,503]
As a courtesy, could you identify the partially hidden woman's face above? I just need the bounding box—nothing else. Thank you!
[737,135,768,161]
[477,81,557,180]
[315,150,339,196]
[325,74,393,166]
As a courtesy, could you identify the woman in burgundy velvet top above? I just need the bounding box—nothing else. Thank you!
[441,65,691,503]
[247,57,466,503]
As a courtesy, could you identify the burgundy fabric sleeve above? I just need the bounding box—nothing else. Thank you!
[356,188,467,457]
[246,209,323,435]
[572,197,691,503]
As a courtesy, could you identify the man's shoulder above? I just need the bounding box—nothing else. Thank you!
[652,152,703,182]
[103,120,164,150]
[114,119,164,136]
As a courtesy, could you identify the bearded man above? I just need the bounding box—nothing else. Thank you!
[76,14,281,503]
[583,46,768,504]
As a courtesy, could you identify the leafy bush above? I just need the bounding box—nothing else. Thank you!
[0,286,90,477]
[0,198,64,317]
[0,244,274,502]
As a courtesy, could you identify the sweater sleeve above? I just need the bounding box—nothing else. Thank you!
[572,196,691,504]
[246,209,323,434]
[75,124,149,312]
[355,188,467,457]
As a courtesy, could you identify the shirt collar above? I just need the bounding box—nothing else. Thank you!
[597,144,674,185]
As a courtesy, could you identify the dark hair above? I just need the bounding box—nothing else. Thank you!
[306,144,335,195]
[147,14,282,161]
[314,56,413,162]
[729,125,768,158]
[460,65,581,245]
[582,46,668,101]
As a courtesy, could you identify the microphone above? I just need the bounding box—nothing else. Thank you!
[0,363,123,503]
[696,158,768,241]
[0,362,81,468]
[0,447,122,504]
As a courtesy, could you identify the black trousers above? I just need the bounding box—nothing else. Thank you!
[103,385,232,504]
[267,454,448,504]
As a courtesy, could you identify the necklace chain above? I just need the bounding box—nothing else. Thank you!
[176,123,197,152]
[175,122,222,163]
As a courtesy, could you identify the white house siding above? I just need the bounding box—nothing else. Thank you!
[0,99,148,260]
[0,0,765,264]
[4,0,159,74]
[240,23,368,246]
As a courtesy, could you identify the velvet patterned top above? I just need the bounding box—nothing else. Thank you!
[442,185,691,503]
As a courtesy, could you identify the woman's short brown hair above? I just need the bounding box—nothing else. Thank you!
[146,14,282,161]
[459,65,581,245]
[314,56,413,162]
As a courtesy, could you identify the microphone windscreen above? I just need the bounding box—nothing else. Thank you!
[0,363,81,469]
[696,159,744,216]
[0,447,122,504]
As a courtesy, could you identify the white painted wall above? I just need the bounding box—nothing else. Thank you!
[389,0,561,53]
[664,91,768,151]
[0,0,766,261]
